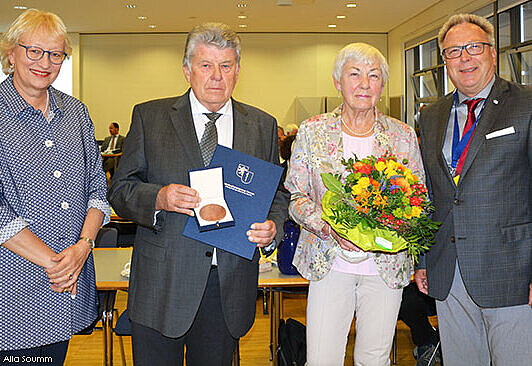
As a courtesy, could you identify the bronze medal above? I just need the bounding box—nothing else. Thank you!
[199,204,226,221]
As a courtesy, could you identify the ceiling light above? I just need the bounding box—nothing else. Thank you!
[328,24,337,28]
[237,15,247,19]
[125,4,136,9]
[238,24,248,28]
[346,2,357,8]
[237,3,247,8]
[138,16,147,20]
[336,15,346,19]
[13,6,28,10]
[148,25,156,29]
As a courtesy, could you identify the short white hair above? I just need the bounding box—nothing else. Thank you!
[332,43,389,86]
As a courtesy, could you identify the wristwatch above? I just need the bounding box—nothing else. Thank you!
[79,236,96,249]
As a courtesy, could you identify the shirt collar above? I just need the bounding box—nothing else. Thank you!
[189,88,232,118]
[0,74,63,117]
[457,75,496,104]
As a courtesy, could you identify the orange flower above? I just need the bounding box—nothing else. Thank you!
[391,177,409,189]
[353,162,372,175]
[372,192,388,208]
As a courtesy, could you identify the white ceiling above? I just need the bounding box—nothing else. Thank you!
[0,0,440,34]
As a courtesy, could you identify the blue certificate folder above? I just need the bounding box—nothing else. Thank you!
[183,145,283,260]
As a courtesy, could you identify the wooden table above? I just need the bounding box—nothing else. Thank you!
[93,248,131,365]
[93,247,308,366]
[258,269,308,366]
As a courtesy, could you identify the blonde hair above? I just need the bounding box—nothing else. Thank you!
[332,43,389,86]
[0,9,71,75]
[438,14,495,51]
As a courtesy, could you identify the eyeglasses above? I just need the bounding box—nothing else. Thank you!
[17,44,67,65]
[441,42,492,59]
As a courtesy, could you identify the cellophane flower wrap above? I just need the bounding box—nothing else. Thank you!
[321,151,440,262]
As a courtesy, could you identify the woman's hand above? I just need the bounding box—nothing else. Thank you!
[46,240,92,291]
[328,224,362,252]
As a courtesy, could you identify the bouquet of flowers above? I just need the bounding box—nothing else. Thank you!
[321,151,439,262]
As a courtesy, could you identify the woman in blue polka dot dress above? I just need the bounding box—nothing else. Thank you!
[0,9,110,364]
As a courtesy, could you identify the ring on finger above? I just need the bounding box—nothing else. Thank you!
[68,273,73,280]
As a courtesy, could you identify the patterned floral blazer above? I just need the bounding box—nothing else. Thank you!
[284,106,424,288]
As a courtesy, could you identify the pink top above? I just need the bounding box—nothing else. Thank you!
[331,132,379,275]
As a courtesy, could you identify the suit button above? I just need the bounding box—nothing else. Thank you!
[450,236,456,243]
[205,251,213,257]
[454,199,460,205]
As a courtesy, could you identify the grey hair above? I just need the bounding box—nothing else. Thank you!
[438,13,495,51]
[332,43,389,86]
[183,22,241,69]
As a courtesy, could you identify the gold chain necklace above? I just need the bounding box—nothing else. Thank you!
[341,117,375,137]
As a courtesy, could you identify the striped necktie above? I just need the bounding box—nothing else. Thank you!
[200,112,221,166]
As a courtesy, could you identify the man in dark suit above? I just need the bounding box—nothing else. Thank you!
[415,13,532,365]
[108,23,288,366]
[100,122,125,176]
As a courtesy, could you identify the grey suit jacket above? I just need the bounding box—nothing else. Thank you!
[101,134,125,153]
[418,77,532,307]
[108,90,288,338]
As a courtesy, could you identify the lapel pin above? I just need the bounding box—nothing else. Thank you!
[493,99,499,104]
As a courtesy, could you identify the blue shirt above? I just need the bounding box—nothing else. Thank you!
[0,76,110,350]
[442,77,496,174]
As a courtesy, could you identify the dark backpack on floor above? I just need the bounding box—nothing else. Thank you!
[277,318,306,366]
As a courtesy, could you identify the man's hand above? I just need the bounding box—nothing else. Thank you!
[330,227,362,252]
[46,240,92,293]
[156,184,200,216]
[247,220,276,248]
[414,269,429,295]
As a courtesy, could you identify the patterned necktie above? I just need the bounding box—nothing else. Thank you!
[455,98,483,177]
[110,136,116,150]
[200,112,221,166]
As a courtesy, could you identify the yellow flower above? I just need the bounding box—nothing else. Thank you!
[386,159,398,171]
[386,169,398,178]
[375,161,386,172]
[358,177,370,189]
[411,206,422,217]
[351,185,364,195]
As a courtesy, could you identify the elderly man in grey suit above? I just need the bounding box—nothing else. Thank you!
[108,23,288,366]
[415,13,532,365]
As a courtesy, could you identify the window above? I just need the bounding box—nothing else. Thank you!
[404,0,532,126]
[498,1,532,85]
[404,39,447,127]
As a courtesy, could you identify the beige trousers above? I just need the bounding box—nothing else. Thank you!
[306,270,402,366]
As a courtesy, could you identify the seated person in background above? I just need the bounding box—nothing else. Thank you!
[280,134,296,170]
[284,123,298,136]
[101,122,125,176]
[398,283,441,366]
[278,125,285,145]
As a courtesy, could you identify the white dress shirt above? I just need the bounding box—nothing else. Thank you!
[189,90,233,265]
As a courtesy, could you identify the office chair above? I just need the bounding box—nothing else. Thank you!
[95,227,119,248]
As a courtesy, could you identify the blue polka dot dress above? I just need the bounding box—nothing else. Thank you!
[0,76,111,350]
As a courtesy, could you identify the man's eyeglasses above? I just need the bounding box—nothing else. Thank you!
[17,44,67,65]
[441,42,492,59]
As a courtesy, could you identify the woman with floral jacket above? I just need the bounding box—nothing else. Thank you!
[285,43,424,366]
